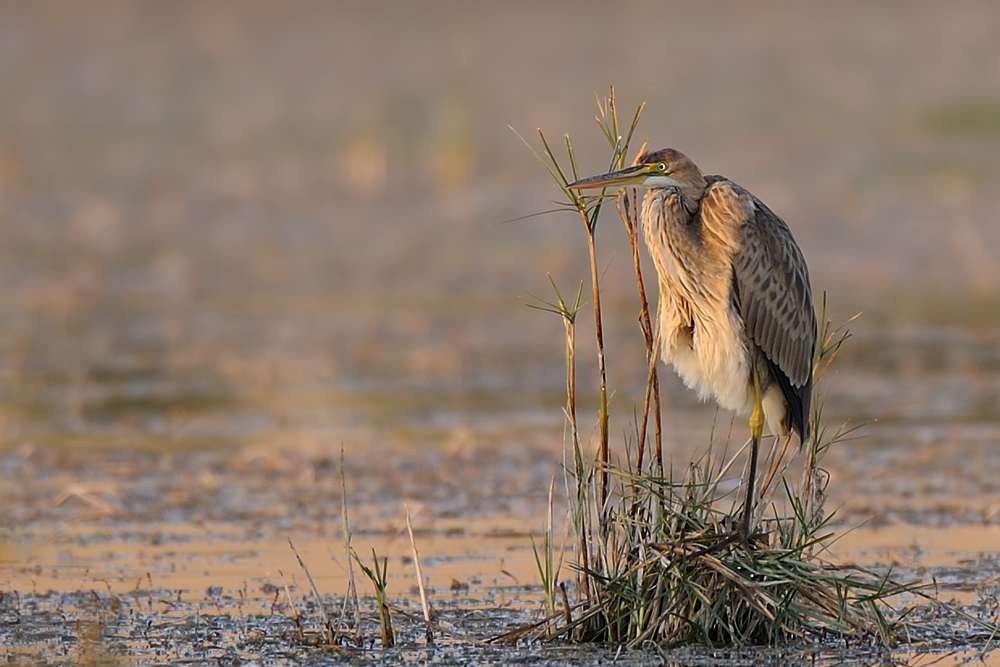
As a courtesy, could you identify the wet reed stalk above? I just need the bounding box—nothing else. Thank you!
[289,538,334,645]
[584,228,610,527]
[616,184,663,475]
[539,124,611,534]
[339,445,360,642]
[405,506,434,644]
[279,573,304,641]
[556,284,591,605]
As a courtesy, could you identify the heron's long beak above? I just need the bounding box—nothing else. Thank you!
[567,164,650,190]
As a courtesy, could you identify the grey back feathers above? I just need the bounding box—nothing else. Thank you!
[714,175,816,440]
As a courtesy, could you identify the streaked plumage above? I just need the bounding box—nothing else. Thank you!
[569,148,817,532]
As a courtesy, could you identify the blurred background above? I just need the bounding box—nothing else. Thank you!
[0,2,998,514]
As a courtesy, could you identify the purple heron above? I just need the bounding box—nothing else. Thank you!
[569,148,817,534]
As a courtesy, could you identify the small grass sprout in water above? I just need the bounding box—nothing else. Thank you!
[510,88,918,648]
[356,549,395,648]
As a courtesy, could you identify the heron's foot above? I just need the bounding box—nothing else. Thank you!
[723,514,768,550]
[687,530,741,559]
[686,520,765,560]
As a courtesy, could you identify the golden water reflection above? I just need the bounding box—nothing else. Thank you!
[4,520,999,606]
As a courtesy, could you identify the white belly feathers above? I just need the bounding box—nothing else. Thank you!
[660,292,753,417]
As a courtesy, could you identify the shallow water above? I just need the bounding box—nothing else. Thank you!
[1,2,1000,664]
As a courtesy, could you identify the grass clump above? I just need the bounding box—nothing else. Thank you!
[511,88,916,648]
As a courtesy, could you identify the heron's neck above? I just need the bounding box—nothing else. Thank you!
[651,186,701,217]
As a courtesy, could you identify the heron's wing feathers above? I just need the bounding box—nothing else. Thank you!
[704,179,816,389]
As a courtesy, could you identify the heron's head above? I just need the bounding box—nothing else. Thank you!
[568,148,706,206]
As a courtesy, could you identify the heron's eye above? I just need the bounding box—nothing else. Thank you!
[657,162,668,173]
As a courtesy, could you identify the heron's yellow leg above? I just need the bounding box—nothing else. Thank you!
[749,369,764,441]
[742,367,764,535]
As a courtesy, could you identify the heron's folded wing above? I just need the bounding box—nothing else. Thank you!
[708,180,816,389]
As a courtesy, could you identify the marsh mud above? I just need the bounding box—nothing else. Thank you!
[3,2,1000,665]
[3,439,1000,665]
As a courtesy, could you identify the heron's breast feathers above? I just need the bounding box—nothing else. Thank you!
[643,183,756,415]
